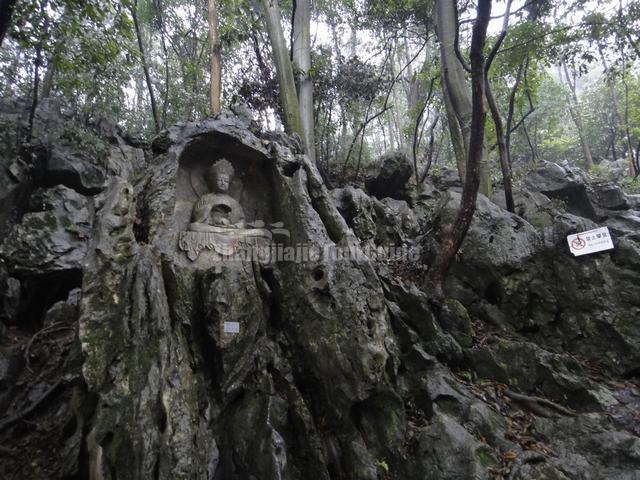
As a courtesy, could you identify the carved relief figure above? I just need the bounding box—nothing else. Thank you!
[179,158,272,261]
[189,159,246,231]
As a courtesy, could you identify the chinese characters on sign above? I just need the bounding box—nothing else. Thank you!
[567,227,614,256]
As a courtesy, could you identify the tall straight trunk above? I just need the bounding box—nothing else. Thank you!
[156,0,171,127]
[27,42,43,142]
[41,57,56,100]
[131,0,160,133]
[505,60,525,155]
[0,0,18,47]
[561,62,593,170]
[486,81,514,212]
[600,44,634,174]
[441,67,466,178]
[27,0,48,141]
[523,123,537,163]
[435,0,490,196]
[261,0,304,140]
[435,0,472,176]
[429,0,491,293]
[387,111,396,150]
[292,0,315,161]
[485,0,514,212]
[208,0,221,115]
[622,75,639,175]
[41,38,65,99]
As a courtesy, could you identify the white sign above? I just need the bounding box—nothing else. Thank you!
[567,227,614,256]
[223,321,240,334]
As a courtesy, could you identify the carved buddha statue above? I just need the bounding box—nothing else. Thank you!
[181,158,271,262]
[189,159,246,232]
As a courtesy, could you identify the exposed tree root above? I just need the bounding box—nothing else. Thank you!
[507,451,547,480]
[0,378,63,433]
[23,322,74,372]
[504,389,576,418]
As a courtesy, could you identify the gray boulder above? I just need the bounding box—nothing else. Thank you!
[365,151,413,200]
[627,194,640,210]
[0,185,91,275]
[333,186,420,246]
[525,161,598,220]
[43,146,106,195]
[592,182,628,210]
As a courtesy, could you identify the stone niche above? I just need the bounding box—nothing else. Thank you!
[173,132,274,264]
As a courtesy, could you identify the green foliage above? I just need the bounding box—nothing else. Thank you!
[58,123,110,160]
[1,0,137,126]
[335,56,387,105]
[375,458,390,474]
[549,197,569,212]
[621,176,640,194]
[359,0,433,30]
[0,0,638,179]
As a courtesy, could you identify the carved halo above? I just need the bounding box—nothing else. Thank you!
[211,158,234,178]
[189,158,236,198]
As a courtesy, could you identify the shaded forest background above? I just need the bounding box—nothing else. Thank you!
[1,0,640,188]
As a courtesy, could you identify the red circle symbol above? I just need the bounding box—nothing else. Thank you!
[571,236,586,250]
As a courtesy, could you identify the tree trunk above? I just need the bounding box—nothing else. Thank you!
[429,0,491,294]
[27,0,48,141]
[41,38,65,99]
[435,0,490,196]
[435,0,472,178]
[292,0,315,161]
[261,0,304,141]
[600,43,635,175]
[156,0,171,128]
[561,62,593,170]
[484,0,514,212]
[440,67,467,179]
[208,0,221,115]
[523,122,537,163]
[505,60,525,155]
[131,0,160,133]
[0,0,18,48]
[27,42,43,142]
[486,80,514,212]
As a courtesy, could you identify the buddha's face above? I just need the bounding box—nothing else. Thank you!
[206,161,233,192]
[215,173,230,192]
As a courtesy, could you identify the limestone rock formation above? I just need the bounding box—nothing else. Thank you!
[0,108,639,480]
[364,151,413,201]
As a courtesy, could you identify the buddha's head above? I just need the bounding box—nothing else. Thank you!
[206,158,234,193]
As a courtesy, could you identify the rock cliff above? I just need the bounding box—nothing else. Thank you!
[1,104,639,479]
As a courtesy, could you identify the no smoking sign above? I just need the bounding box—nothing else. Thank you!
[567,227,614,256]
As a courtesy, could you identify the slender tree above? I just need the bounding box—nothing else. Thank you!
[435,0,491,196]
[292,0,315,161]
[131,0,160,132]
[561,61,594,170]
[429,0,492,294]
[261,0,305,143]
[27,0,48,141]
[435,0,472,180]
[485,0,515,212]
[208,0,221,115]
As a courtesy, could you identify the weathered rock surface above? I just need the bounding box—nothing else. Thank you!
[0,109,639,480]
[365,151,413,201]
[0,185,92,276]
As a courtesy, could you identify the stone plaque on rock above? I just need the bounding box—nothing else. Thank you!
[223,321,240,334]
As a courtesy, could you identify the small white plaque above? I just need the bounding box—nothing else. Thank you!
[567,227,614,256]
[223,321,240,334]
